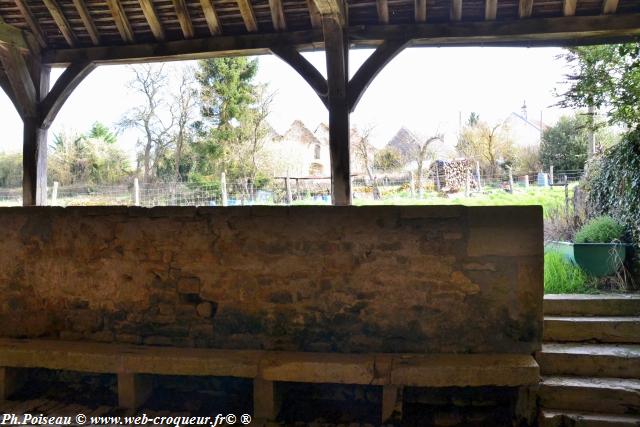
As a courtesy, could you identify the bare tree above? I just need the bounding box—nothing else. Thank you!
[402,130,443,197]
[352,125,380,199]
[119,64,174,182]
[172,69,197,181]
[457,120,514,177]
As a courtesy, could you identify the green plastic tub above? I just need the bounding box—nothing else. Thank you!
[545,241,628,277]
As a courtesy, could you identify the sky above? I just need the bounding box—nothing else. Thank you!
[0,46,572,158]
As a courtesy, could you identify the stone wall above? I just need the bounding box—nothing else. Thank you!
[0,206,543,354]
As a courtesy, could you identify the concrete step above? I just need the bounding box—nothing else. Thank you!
[539,376,640,416]
[544,295,640,317]
[540,410,640,427]
[544,317,640,344]
[537,343,640,379]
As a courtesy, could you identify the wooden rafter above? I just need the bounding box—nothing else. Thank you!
[43,14,640,66]
[306,0,322,28]
[72,0,100,45]
[138,0,165,41]
[172,0,195,39]
[602,0,618,14]
[13,0,46,47]
[199,0,221,35]
[519,0,533,18]
[376,0,388,24]
[271,46,327,107]
[268,0,287,30]
[42,0,77,47]
[0,45,36,118]
[562,0,577,16]
[347,38,407,112]
[237,0,258,32]
[40,61,96,128]
[0,21,29,50]
[485,0,497,20]
[414,0,426,22]
[451,0,462,21]
[106,0,135,43]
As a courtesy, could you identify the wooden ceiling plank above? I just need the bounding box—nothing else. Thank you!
[414,0,426,22]
[13,0,46,48]
[376,0,389,24]
[172,0,195,39]
[42,0,78,47]
[451,0,462,21]
[268,0,287,30]
[306,0,322,28]
[485,0,497,20]
[138,0,165,41]
[72,0,101,45]
[602,0,618,14]
[106,0,136,43]
[519,0,533,18]
[236,0,258,32]
[200,0,221,35]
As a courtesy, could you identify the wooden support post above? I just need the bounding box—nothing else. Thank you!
[465,169,470,197]
[508,167,514,194]
[23,117,48,206]
[0,367,23,400]
[285,173,292,204]
[51,181,58,204]
[220,172,228,206]
[117,373,153,409]
[133,178,140,206]
[549,165,554,186]
[435,162,441,192]
[323,17,350,206]
[475,161,482,192]
[409,173,415,198]
[382,385,403,424]
[253,378,280,422]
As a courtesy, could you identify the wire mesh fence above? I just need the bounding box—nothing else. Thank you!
[0,168,584,207]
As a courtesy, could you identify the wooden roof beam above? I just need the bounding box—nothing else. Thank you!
[172,0,195,39]
[562,0,577,16]
[0,44,36,118]
[237,0,258,32]
[602,0,619,14]
[200,0,221,35]
[414,0,426,22]
[312,0,345,25]
[72,0,100,45]
[271,46,327,107]
[451,0,462,21]
[42,0,78,47]
[485,0,497,20]
[519,0,533,18]
[307,0,322,28]
[138,0,165,41]
[13,0,46,47]
[269,0,287,30]
[0,21,30,50]
[106,0,135,43]
[377,0,389,24]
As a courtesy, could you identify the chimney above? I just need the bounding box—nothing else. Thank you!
[521,101,528,120]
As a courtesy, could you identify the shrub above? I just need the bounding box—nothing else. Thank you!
[544,251,592,294]
[574,215,625,243]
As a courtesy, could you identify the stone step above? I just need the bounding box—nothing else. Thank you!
[537,343,640,379]
[539,376,640,415]
[540,410,640,427]
[544,317,640,344]
[544,294,640,317]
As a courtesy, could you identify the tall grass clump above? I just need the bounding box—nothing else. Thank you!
[574,215,625,243]
[544,251,592,294]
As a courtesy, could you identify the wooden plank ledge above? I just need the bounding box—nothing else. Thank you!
[0,339,539,387]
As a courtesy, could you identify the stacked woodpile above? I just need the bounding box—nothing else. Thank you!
[432,159,479,193]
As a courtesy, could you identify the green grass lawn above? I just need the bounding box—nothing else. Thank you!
[353,185,573,218]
